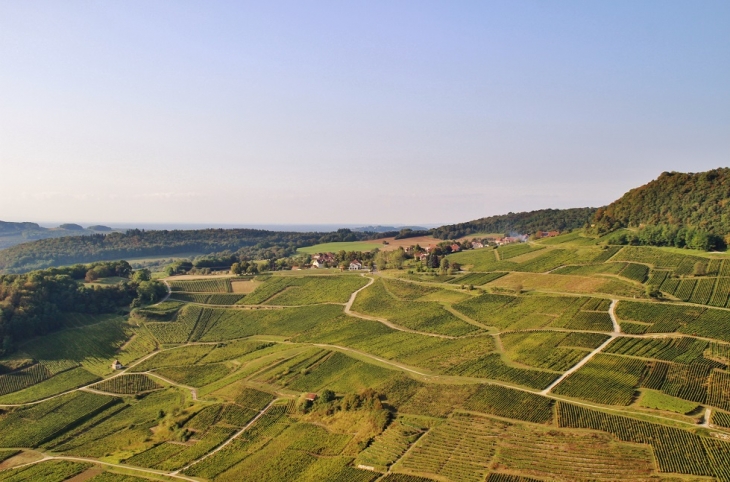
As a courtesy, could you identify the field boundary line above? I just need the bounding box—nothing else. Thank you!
[173,398,278,475]
[540,333,618,395]
[344,275,457,339]
[144,372,198,400]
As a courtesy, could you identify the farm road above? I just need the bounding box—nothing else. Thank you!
[540,300,620,395]
[344,275,457,339]
[173,399,279,475]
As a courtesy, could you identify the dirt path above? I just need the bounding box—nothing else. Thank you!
[442,304,492,331]
[144,372,198,401]
[174,399,278,475]
[540,332,618,395]
[343,276,456,339]
[609,299,621,334]
[702,407,713,428]
[160,280,172,303]
[7,454,197,482]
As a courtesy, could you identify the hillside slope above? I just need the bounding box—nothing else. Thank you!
[431,208,597,239]
[593,168,730,236]
[0,221,114,250]
[0,228,369,273]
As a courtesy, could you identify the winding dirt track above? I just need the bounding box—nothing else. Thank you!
[172,399,278,475]
[540,300,621,395]
[344,275,456,339]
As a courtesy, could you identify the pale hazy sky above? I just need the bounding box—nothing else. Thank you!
[1,1,728,226]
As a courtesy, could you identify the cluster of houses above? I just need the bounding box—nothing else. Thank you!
[309,253,364,270]
[303,231,552,270]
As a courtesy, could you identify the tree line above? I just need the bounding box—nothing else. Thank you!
[0,261,166,355]
[592,168,730,250]
[0,228,379,274]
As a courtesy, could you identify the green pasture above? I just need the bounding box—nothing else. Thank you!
[297,241,380,254]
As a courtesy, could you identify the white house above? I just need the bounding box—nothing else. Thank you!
[111,360,123,371]
[349,260,363,270]
[312,259,325,269]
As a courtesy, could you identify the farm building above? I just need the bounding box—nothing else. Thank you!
[471,241,484,249]
[304,393,318,402]
[450,244,461,252]
[349,260,363,270]
[111,360,123,370]
[311,260,325,268]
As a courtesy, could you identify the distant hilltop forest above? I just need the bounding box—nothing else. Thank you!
[0,167,728,273]
[0,221,114,250]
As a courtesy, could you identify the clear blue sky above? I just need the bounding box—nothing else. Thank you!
[1,1,728,226]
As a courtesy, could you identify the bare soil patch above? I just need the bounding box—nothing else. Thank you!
[490,272,606,294]
[365,236,442,252]
[231,280,261,294]
[65,467,104,482]
[0,451,45,471]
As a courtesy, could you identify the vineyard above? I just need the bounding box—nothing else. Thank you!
[462,384,554,423]
[237,275,368,306]
[557,402,730,478]
[552,354,646,405]
[169,292,245,305]
[500,331,596,372]
[447,272,506,286]
[355,419,425,471]
[396,413,505,482]
[168,278,233,293]
[4,260,730,481]
[90,374,161,394]
[352,279,480,336]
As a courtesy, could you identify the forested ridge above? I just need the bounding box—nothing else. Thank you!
[0,261,165,355]
[591,168,730,250]
[430,208,597,239]
[0,228,374,274]
[593,168,730,235]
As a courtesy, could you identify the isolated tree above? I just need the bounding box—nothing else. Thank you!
[231,262,242,275]
[439,258,450,273]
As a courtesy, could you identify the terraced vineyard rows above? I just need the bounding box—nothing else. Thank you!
[168,278,233,293]
[553,354,646,405]
[90,374,161,394]
[7,250,730,482]
[396,413,505,482]
[557,402,729,478]
[462,385,554,423]
[355,419,425,471]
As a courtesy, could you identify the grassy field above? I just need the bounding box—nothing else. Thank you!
[297,241,384,254]
[3,257,730,481]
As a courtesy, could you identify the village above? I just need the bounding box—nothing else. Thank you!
[303,230,560,271]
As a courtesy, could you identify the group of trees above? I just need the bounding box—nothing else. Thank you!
[230,260,260,275]
[592,169,730,251]
[0,261,165,355]
[430,208,596,240]
[608,225,725,251]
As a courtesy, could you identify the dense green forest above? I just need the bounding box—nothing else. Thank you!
[592,168,730,238]
[0,261,165,355]
[0,228,374,274]
[430,208,597,239]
